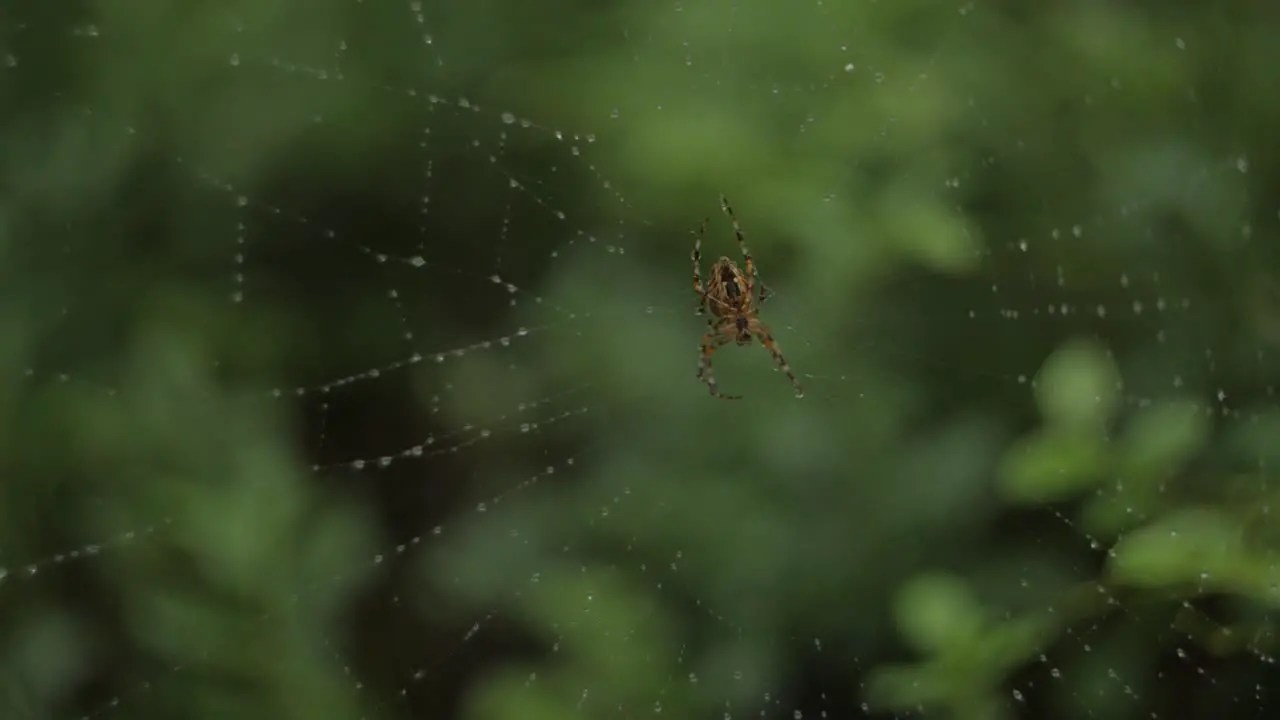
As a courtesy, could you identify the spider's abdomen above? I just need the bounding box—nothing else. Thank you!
[719,265,741,299]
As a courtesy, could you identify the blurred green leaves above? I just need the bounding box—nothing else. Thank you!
[999,428,1110,505]
[869,573,1058,720]
[4,0,1280,719]
[74,324,378,719]
[895,574,984,655]
[1032,340,1119,431]
[1109,508,1242,590]
[999,340,1117,504]
[460,568,693,720]
[1116,404,1209,485]
[998,339,1213,523]
[1109,507,1280,610]
[985,330,1280,710]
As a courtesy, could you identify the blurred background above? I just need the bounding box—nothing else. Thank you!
[2,1,1280,719]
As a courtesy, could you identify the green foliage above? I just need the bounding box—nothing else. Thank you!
[3,0,1279,719]
[1033,340,1119,432]
[868,574,1058,720]
[895,574,985,655]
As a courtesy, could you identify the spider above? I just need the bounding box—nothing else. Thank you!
[691,195,803,400]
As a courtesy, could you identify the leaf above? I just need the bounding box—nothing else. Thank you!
[997,427,1108,504]
[1108,507,1244,590]
[895,574,983,655]
[971,614,1059,670]
[1117,402,1208,481]
[1033,339,1119,429]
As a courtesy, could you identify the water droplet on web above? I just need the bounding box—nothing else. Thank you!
[844,63,855,72]
[501,111,516,124]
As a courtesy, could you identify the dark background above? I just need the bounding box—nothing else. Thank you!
[2,1,1280,719]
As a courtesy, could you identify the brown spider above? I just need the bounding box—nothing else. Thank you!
[691,195,803,400]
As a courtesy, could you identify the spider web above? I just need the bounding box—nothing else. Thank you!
[2,1,1278,719]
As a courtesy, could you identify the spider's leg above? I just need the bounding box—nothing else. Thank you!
[757,280,774,306]
[691,217,710,315]
[750,320,804,398]
[697,329,741,400]
[719,194,759,298]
